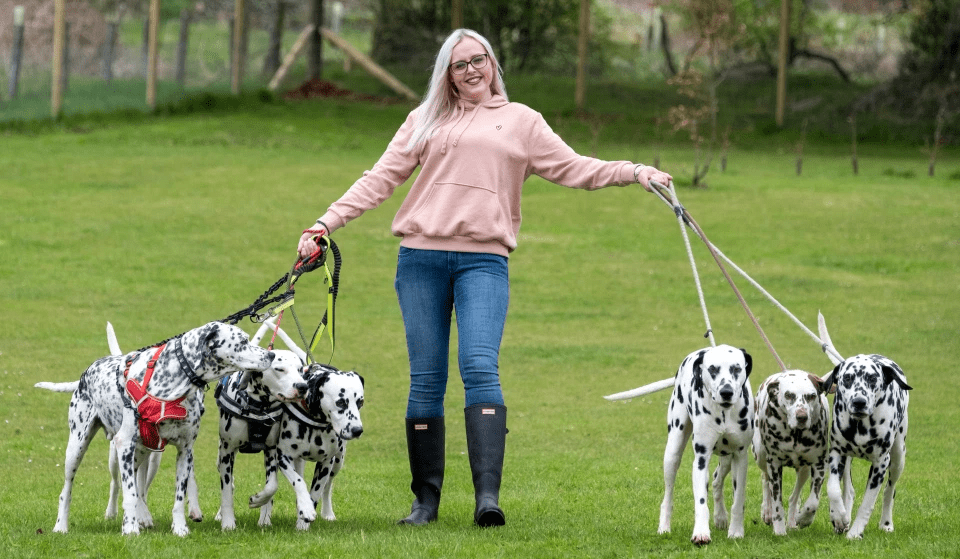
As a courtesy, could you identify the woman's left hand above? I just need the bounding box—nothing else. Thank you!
[635,165,673,192]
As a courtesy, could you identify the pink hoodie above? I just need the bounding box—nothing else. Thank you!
[319,94,636,256]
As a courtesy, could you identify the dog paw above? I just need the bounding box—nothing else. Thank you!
[249,494,268,509]
[172,522,190,537]
[189,506,203,523]
[296,518,312,531]
[713,514,729,530]
[796,508,816,528]
[880,520,895,533]
[691,532,712,546]
[832,518,849,534]
[846,529,864,540]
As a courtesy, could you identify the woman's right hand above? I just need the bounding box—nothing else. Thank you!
[297,224,327,260]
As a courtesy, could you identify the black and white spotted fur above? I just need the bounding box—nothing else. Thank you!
[35,322,276,536]
[247,364,365,531]
[820,316,912,539]
[214,349,309,531]
[605,344,754,545]
[753,370,830,535]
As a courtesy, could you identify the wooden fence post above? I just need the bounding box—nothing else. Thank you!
[176,9,191,87]
[51,0,65,118]
[146,0,160,109]
[263,0,285,77]
[231,0,246,94]
[103,16,119,82]
[9,5,25,100]
[575,0,589,110]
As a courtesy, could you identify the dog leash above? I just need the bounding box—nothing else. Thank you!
[650,180,787,371]
[268,235,341,365]
[647,180,843,367]
[667,181,716,348]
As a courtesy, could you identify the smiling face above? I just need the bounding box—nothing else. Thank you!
[449,37,494,103]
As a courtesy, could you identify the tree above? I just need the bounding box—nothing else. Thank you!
[369,0,614,76]
[888,0,960,118]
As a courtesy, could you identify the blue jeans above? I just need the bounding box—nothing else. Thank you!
[395,248,509,419]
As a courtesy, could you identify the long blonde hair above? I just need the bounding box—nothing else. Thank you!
[404,29,508,153]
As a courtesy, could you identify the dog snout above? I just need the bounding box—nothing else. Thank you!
[719,385,735,402]
[265,350,276,362]
[293,382,308,394]
[350,425,363,439]
[850,396,869,414]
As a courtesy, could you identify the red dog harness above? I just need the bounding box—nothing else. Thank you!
[124,344,188,451]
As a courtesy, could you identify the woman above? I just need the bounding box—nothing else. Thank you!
[297,29,673,528]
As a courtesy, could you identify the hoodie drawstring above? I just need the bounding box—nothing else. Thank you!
[440,101,482,155]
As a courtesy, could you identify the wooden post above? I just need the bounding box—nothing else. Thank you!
[263,0,285,77]
[9,5,25,99]
[775,0,790,127]
[231,0,246,94]
[268,23,314,91]
[103,17,119,82]
[320,28,420,101]
[176,9,191,88]
[51,0,65,118]
[451,0,463,29]
[146,0,160,109]
[61,22,71,93]
[575,0,589,110]
[308,0,324,80]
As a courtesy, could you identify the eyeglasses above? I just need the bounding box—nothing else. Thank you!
[449,54,489,75]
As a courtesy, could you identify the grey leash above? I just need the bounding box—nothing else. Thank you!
[648,180,843,366]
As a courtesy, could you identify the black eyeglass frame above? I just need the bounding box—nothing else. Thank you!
[449,53,489,75]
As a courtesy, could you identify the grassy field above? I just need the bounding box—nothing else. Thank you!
[1,78,959,558]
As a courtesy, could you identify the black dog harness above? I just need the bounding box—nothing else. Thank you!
[215,378,284,454]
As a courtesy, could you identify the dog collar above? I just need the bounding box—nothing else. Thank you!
[282,400,329,429]
[172,336,209,389]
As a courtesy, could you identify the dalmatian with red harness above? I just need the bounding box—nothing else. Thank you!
[35,322,283,536]
[606,344,754,545]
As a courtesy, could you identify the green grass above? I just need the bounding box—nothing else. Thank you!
[1,82,959,558]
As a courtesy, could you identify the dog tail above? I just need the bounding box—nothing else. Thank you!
[603,377,675,401]
[106,321,123,356]
[817,312,844,367]
[34,381,80,393]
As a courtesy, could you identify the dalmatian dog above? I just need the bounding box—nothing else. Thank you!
[819,315,912,540]
[753,370,831,536]
[35,321,279,536]
[247,363,365,531]
[214,349,309,531]
[605,344,754,545]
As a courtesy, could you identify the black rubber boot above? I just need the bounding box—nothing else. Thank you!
[464,404,507,527]
[398,417,445,525]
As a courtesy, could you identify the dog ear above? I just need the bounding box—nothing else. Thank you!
[766,379,780,400]
[357,373,365,387]
[741,349,753,378]
[692,350,706,392]
[822,364,841,395]
[881,361,913,391]
[807,374,827,394]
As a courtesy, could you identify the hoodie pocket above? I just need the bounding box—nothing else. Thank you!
[408,181,508,241]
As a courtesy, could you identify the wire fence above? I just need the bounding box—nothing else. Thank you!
[0,0,371,120]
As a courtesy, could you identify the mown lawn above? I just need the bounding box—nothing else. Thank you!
[1,86,958,558]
